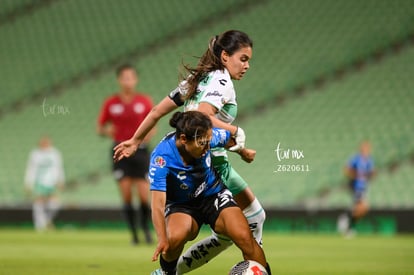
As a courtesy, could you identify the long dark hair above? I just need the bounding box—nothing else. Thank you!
[183,30,253,100]
[169,111,212,140]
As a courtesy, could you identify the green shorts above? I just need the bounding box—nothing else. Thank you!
[213,160,248,196]
[33,183,56,197]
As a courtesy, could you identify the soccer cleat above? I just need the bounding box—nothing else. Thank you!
[150,268,177,275]
[150,268,166,275]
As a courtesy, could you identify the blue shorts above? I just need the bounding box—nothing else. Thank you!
[165,189,238,231]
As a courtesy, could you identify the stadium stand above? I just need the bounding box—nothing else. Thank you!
[0,0,413,209]
[0,0,35,18]
[229,45,414,208]
[0,0,242,110]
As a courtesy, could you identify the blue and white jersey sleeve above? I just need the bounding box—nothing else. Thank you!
[210,128,231,149]
[149,153,169,192]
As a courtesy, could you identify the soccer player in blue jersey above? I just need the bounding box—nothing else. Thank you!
[149,111,270,275]
[344,141,375,236]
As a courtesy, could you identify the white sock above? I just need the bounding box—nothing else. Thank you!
[243,198,266,246]
[176,232,233,274]
[46,198,60,225]
[33,201,47,231]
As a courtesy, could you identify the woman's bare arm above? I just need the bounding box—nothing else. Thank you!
[113,96,178,161]
[151,191,169,261]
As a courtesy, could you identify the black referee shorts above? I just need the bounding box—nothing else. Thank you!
[165,189,238,231]
[112,143,150,181]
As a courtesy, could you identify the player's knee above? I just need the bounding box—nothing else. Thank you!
[167,231,188,252]
[232,230,256,253]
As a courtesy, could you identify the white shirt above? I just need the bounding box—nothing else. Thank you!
[24,147,65,188]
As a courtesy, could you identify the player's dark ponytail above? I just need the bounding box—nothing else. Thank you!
[183,30,253,100]
[169,111,212,140]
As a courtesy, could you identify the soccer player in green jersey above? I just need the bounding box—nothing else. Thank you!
[114,30,267,274]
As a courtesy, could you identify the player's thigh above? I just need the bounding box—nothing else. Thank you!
[118,177,133,202]
[134,178,150,203]
[214,207,253,248]
[354,200,369,217]
[166,213,200,246]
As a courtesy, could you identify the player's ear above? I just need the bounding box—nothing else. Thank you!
[221,50,229,64]
[179,134,187,144]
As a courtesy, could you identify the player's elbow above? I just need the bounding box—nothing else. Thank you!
[150,105,165,121]
[96,124,104,135]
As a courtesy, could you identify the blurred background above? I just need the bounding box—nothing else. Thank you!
[1,0,413,234]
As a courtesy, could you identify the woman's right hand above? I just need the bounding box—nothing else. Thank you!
[152,239,169,261]
[239,148,256,163]
[113,139,140,162]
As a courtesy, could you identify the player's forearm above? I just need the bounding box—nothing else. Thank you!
[209,116,238,136]
[151,192,168,242]
[96,124,112,138]
[131,97,177,143]
[131,113,159,144]
[142,127,156,145]
[344,167,356,179]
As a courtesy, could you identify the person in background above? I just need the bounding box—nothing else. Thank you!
[25,136,65,231]
[97,64,155,245]
[344,141,375,236]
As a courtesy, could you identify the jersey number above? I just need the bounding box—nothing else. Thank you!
[215,190,232,210]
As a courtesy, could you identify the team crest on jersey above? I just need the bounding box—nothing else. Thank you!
[221,97,229,105]
[154,156,166,168]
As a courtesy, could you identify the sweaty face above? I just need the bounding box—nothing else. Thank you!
[222,46,252,80]
[185,128,213,159]
[118,69,138,91]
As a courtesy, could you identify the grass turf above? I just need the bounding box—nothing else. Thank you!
[0,229,413,274]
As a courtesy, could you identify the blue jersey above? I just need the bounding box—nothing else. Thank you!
[348,154,374,191]
[149,128,231,204]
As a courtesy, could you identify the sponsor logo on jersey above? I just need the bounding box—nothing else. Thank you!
[177,171,187,180]
[154,156,166,168]
[109,104,124,115]
[193,182,207,198]
[205,91,222,97]
[134,103,145,114]
[218,79,227,86]
[180,183,189,190]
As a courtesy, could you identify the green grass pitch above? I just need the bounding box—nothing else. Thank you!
[0,229,413,274]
